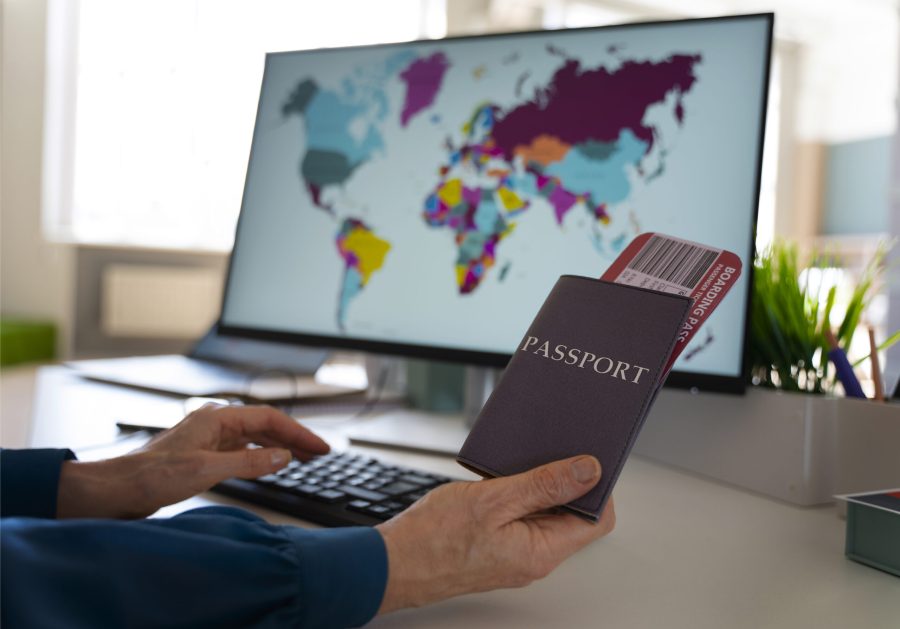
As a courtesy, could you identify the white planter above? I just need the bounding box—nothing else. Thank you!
[833,396,900,496]
[634,387,900,506]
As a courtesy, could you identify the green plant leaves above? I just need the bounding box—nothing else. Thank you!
[749,239,893,394]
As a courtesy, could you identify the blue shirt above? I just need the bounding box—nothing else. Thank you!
[0,449,388,628]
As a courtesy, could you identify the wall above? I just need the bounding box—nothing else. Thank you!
[823,136,893,235]
[1,0,75,356]
[887,27,900,390]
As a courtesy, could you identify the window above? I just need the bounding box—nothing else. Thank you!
[43,0,445,251]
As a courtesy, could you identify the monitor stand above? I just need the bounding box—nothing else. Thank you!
[346,364,502,457]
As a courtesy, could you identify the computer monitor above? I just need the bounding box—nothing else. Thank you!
[219,13,773,393]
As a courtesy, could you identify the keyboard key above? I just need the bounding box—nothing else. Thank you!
[256,474,280,484]
[320,481,339,489]
[312,489,347,504]
[294,484,322,497]
[365,505,392,520]
[346,500,371,511]
[338,485,388,502]
[363,482,385,491]
[398,474,436,486]
[275,479,301,489]
[380,481,419,496]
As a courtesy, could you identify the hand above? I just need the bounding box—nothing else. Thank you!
[376,455,614,613]
[57,404,329,519]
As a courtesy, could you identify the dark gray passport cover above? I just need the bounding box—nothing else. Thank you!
[457,276,691,520]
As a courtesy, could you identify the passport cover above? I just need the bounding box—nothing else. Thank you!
[457,275,692,520]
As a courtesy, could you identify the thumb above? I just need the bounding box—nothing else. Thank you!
[493,456,601,519]
[200,447,292,482]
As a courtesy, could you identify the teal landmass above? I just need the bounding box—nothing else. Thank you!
[283,51,416,211]
[545,129,648,208]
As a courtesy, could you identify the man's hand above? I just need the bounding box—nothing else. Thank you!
[376,455,614,613]
[57,404,329,519]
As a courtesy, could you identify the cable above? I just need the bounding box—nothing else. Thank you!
[352,362,391,419]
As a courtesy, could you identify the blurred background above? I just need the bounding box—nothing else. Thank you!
[2,0,898,380]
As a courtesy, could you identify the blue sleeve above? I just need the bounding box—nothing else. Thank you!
[0,448,76,518]
[1,506,388,629]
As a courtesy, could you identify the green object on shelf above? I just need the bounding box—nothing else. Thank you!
[0,319,57,367]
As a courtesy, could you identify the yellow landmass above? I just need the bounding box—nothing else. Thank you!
[497,186,525,211]
[455,264,467,287]
[344,229,391,285]
[438,178,463,207]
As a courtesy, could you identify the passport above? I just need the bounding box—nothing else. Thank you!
[457,276,692,521]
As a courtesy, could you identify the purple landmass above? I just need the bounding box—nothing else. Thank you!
[399,53,451,128]
[547,185,578,224]
[491,55,701,159]
[462,186,481,206]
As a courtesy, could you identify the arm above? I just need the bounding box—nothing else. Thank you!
[1,506,386,629]
[3,454,612,628]
[7,404,614,625]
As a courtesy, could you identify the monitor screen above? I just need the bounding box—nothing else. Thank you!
[220,14,772,390]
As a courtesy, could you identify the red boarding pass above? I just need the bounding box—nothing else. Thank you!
[601,233,743,375]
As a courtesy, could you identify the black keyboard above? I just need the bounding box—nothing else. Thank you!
[213,451,453,527]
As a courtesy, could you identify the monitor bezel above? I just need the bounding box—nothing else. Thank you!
[217,12,774,395]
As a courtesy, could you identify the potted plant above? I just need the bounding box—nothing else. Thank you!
[749,240,897,394]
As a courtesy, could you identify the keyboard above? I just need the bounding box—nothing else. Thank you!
[213,451,453,527]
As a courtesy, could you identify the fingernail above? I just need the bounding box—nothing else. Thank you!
[572,456,600,483]
[271,449,290,467]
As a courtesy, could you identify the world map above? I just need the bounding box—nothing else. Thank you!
[282,47,702,329]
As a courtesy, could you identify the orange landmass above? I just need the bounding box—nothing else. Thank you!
[513,134,571,166]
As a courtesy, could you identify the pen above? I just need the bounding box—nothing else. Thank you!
[824,328,866,399]
[867,326,885,402]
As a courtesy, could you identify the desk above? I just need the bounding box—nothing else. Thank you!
[3,365,898,628]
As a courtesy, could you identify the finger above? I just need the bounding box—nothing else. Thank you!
[249,435,324,461]
[527,496,616,557]
[214,406,330,455]
[485,456,601,520]
[198,447,292,483]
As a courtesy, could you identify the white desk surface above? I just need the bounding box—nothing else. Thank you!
[2,365,898,628]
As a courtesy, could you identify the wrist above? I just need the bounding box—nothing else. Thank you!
[376,520,461,614]
[56,456,149,519]
[376,524,413,614]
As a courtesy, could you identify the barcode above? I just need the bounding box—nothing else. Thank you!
[626,235,719,290]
